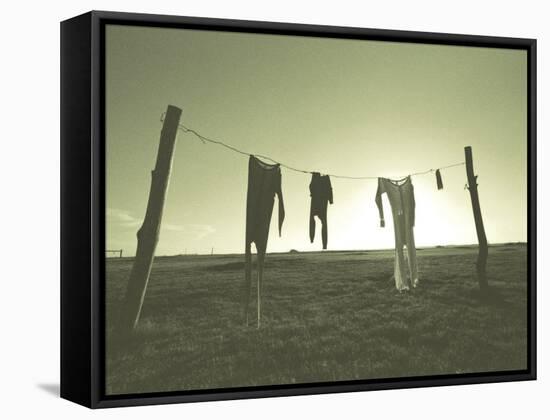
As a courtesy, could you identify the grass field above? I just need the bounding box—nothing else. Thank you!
[105,243,527,395]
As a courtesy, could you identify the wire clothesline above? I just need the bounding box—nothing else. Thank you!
[161,113,465,180]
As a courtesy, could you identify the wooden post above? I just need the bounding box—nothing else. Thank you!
[119,249,123,258]
[464,146,488,291]
[120,105,182,332]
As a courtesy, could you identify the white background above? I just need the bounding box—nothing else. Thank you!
[0,0,547,418]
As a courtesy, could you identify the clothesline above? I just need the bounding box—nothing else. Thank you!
[161,113,465,180]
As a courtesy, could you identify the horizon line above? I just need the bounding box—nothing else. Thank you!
[106,241,527,259]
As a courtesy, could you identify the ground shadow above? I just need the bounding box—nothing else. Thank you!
[37,383,59,397]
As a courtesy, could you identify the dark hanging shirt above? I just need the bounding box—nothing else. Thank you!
[245,155,285,256]
[309,172,333,249]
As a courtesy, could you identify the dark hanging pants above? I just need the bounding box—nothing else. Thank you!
[309,172,333,249]
[244,155,285,326]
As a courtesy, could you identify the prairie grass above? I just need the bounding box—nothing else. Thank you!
[105,244,527,395]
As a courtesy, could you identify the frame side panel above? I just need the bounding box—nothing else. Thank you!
[60,12,93,408]
[528,39,537,379]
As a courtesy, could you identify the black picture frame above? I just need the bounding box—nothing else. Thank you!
[60,10,537,409]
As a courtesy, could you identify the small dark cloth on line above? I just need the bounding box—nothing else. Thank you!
[435,169,443,190]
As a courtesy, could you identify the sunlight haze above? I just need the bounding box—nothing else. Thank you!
[105,25,527,256]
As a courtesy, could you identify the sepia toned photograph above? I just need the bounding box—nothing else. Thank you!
[103,22,529,396]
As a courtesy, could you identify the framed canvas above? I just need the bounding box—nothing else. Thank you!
[60,10,536,408]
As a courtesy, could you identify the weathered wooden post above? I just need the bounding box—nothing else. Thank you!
[464,146,488,292]
[120,105,182,332]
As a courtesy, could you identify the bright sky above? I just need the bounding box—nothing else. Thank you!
[106,24,527,256]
